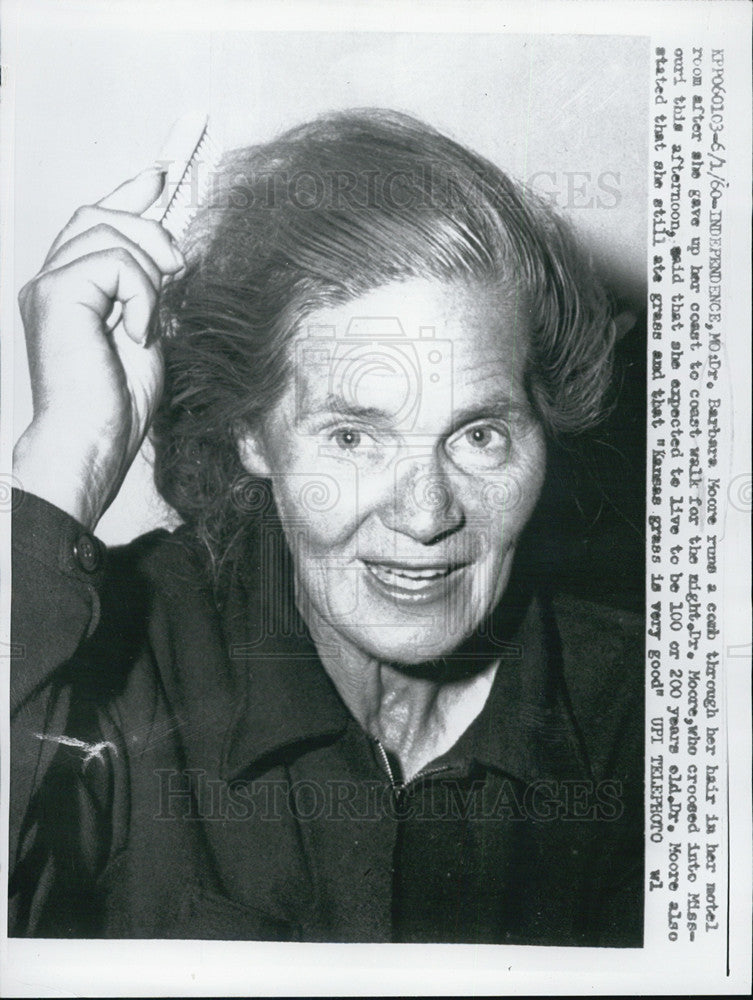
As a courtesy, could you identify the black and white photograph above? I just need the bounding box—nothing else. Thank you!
[1,0,750,995]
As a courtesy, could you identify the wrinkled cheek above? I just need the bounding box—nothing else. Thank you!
[323,564,365,619]
[460,471,544,602]
[278,503,366,624]
[281,510,352,566]
[292,549,363,623]
[460,492,534,560]
[272,465,362,549]
[474,449,546,536]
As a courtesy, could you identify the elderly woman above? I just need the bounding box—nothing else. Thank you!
[11,110,643,944]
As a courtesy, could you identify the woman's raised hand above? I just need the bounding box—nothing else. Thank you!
[13,168,185,531]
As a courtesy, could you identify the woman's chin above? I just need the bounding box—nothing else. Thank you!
[339,623,474,667]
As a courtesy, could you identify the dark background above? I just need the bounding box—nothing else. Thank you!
[531,310,647,616]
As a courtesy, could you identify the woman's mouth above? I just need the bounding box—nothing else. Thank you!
[361,559,466,604]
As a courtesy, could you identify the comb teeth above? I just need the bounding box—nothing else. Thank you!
[143,112,223,242]
[106,114,222,332]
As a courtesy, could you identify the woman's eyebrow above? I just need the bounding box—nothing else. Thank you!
[447,400,533,428]
[301,393,395,424]
[300,393,533,429]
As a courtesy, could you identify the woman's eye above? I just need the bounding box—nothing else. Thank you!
[466,426,493,449]
[447,423,510,470]
[333,428,362,450]
[324,425,393,468]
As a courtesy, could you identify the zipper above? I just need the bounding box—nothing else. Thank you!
[373,737,451,797]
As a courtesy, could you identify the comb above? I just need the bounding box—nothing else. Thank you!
[143,111,222,242]
[107,113,221,332]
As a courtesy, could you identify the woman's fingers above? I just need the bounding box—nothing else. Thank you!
[76,249,160,344]
[14,167,175,531]
[43,224,172,290]
[97,165,167,213]
[44,165,177,264]
[44,207,183,274]
[21,247,159,345]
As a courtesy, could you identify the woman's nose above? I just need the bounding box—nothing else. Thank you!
[379,455,464,543]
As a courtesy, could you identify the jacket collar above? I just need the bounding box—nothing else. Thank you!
[219,519,349,781]
[219,519,589,785]
[448,593,592,785]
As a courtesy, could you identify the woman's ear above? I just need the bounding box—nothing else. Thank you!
[236,430,271,477]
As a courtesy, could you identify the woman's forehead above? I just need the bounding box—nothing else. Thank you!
[284,276,534,427]
[294,276,529,334]
[288,277,532,376]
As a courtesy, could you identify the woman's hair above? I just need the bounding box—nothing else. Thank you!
[153,108,616,578]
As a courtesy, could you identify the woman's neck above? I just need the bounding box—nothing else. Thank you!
[305,614,499,782]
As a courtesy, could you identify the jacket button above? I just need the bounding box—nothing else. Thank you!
[74,533,101,573]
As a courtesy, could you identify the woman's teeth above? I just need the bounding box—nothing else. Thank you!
[365,563,452,589]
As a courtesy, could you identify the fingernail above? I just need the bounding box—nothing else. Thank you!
[163,261,187,285]
[139,165,166,182]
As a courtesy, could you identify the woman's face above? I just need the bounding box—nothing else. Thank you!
[238,277,547,665]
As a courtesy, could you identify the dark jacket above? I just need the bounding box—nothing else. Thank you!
[10,490,644,944]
